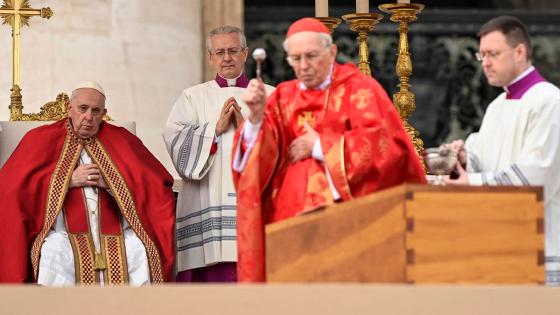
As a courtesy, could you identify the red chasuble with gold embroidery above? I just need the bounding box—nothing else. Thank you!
[0,119,175,283]
[232,63,426,282]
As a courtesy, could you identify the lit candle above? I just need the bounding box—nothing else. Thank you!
[315,0,328,17]
[397,0,411,3]
[356,0,368,13]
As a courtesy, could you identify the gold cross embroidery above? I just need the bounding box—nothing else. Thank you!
[350,88,373,110]
[297,111,316,127]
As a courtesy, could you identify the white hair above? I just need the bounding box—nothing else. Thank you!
[206,25,247,52]
[282,32,333,52]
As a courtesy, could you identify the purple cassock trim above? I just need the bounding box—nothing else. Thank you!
[214,73,250,88]
[175,262,237,283]
[506,68,546,100]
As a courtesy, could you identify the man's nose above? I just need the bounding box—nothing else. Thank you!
[223,52,233,61]
[299,57,310,69]
[481,56,491,67]
[83,110,93,120]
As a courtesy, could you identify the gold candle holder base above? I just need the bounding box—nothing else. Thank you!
[341,13,383,76]
[9,84,23,121]
[315,17,342,34]
[379,3,425,165]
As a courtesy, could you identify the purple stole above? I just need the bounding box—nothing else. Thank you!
[506,68,546,100]
[214,73,250,88]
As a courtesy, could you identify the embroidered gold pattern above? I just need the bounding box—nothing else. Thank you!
[337,136,353,199]
[85,140,164,283]
[323,136,353,201]
[103,235,129,285]
[350,138,373,183]
[331,85,346,112]
[31,119,162,283]
[379,121,389,160]
[304,171,333,210]
[297,112,316,127]
[350,89,372,110]
[68,233,98,285]
[31,133,82,280]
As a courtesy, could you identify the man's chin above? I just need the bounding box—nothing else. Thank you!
[301,79,319,89]
[485,75,502,87]
[487,79,502,87]
[219,68,240,79]
[77,129,96,139]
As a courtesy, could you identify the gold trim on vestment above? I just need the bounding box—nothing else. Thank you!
[85,140,164,283]
[31,133,82,280]
[64,188,129,285]
[31,120,152,283]
[68,233,99,285]
[102,235,129,285]
[339,135,353,199]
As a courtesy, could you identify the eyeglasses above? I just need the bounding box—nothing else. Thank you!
[286,49,327,66]
[475,48,514,62]
[210,47,246,58]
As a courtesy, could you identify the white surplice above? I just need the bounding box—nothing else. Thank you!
[164,80,273,272]
[465,80,560,285]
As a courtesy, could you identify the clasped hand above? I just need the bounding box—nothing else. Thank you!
[69,164,108,189]
[216,97,244,136]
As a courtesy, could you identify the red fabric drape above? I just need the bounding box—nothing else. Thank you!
[232,63,426,282]
[0,119,175,283]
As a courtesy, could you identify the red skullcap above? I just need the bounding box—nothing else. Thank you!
[286,17,330,38]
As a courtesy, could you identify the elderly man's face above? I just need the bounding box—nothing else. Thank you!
[285,32,336,89]
[208,33,248,79]
[67,88,107,139]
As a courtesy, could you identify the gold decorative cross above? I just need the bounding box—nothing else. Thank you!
[0,0,53,120]
[297,111,316,127]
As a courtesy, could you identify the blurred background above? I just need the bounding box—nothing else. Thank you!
[244,0,560,147]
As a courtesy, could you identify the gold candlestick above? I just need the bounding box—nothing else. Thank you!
[8,84,23,120]
[379,2,425,162]
[315,17,342,34]
[1,0,54,120]
[341,13,383,76]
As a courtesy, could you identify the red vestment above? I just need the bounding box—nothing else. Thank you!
[232,63,426,282]
[0,119,175,283]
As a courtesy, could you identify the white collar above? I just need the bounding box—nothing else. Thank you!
[218,72,243,87]
[504,65,534,92]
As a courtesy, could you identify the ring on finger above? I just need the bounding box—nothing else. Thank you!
[87,175,92,181]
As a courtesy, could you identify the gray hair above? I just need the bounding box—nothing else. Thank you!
[206,25,247,52]
[282,32,333,52]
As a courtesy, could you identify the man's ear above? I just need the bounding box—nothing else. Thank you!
[66,101,72,117]
[242,47,249,63]
[330,44,338,61]
[517,43,528,61]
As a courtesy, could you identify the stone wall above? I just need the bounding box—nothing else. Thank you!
[0,0,203,175]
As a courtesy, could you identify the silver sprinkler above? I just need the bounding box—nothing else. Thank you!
[252,48,267,80]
